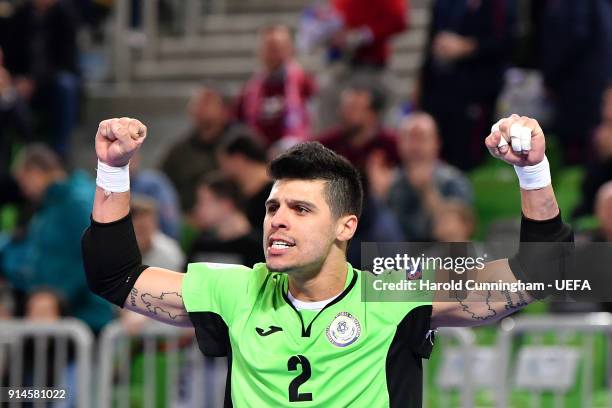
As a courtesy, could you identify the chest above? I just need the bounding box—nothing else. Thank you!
[230,300,397,375]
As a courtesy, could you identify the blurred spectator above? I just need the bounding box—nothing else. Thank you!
[3,0,80,156]
[161,85,244,213]
[316,0,407,129]
[267,136,302,162]
[347,183,405,268]
[131,196,185,270]
[0,144,113,333]
[416,0,516,170]
[131,152,181,239]
[594,182,612,243]
[328,0,407,68]
[22,288,77,404]
[574,182,612,314]
[24,287,67,321]
[0,47,32,177]
[217,133,273,233]
[386,113,473,241]
[317,81,399,172]
[433,200,476,242]
[578,181,612,243]
[190,173,262,267]
[236,24,316,146]
[0,282,14,319]
[573,84,612,219]
[538,0,612,164]
[69,0,112,43]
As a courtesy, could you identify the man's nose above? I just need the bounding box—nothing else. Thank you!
[270,207,289,230]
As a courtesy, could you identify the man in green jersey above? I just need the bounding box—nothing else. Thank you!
[82,115,572,407]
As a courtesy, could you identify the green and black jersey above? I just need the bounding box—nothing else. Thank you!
[182,262,434,407]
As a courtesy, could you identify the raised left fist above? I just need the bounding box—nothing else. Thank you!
[485,114,545,167]
[96,117,147,167]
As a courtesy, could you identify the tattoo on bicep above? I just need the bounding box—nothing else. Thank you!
[501,289,528,311]
[129,287,138,308]
[455,287,497,321]
[140,291,188,320]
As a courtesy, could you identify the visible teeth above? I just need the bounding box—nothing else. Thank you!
[271,241,291,249]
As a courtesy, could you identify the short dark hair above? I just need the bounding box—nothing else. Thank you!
[218,133,268,164]
[269,142,363,219]
[198,172,245,209]
[345,80,387,114]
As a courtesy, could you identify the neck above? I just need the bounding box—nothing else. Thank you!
[44,171,67,190]
[140,239,153,255]
[287,250,348,302]
[403,158,436,171]
[239,165,270,197]
[198,122,226,143]
[216,212,251,241]
[350,122,378,147]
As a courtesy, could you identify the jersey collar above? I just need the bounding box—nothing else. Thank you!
[282,263,358,337]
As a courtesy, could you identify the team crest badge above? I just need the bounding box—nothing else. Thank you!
[326,312,361,347]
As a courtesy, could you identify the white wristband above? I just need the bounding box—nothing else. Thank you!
[513,156,551,190]
[96,160,130,193]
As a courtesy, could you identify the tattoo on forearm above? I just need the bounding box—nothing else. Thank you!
[129,287,138,308]
[140,291,188,320]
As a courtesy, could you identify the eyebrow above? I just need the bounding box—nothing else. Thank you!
[265,198,279,207]
[264,198,318,210]
[289,199,318,210]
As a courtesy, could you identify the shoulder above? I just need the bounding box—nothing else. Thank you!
[435,162,467,181]
[60,172,95,210]
[183,262,269,300]
[163,131,197,158]
[152,232,183,255]
[435,163,472,194]
[360,266,434,317]
[378,128,399,142]
[184,262,269,289]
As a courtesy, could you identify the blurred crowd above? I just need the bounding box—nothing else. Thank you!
[0,0,611,339]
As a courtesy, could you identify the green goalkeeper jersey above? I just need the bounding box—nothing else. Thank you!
[182,262,434,408]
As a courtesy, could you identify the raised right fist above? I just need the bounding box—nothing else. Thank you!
[96,117,147,167]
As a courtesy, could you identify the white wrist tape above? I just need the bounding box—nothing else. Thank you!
[96,160,130,193]
[514,156,551,190]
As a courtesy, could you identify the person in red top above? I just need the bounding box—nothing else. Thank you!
[236,24,316,146]
[329,0,408,68]
[315,0,408,130]
[317,82,400,171]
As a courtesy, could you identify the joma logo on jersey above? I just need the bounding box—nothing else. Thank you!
[326,312,361,347]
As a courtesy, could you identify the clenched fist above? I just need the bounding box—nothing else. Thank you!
[485,114,545,167]
[96,117,147,167]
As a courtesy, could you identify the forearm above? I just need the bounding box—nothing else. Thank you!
[92,187,130,223]
[520,185,559,221]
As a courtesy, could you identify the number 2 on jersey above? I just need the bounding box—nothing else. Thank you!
[288,355,313,402]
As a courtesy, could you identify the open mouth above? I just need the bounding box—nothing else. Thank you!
[267,237,296,252]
